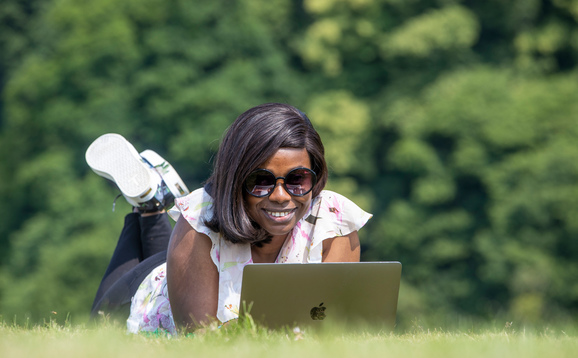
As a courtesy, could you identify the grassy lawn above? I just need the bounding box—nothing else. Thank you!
[1,318,577,358]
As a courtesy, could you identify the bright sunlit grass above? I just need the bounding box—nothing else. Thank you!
[1,317,577,358]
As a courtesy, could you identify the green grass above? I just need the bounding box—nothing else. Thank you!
[1,318,577,358]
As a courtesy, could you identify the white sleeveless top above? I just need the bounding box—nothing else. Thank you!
[127,188,372,335]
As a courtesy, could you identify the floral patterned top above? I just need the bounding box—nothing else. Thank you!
[127,188,372,335]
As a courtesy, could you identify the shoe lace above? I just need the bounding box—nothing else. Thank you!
[112,194,123,212]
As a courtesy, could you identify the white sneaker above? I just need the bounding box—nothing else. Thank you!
[140,150,190,198]
[86,134,162,208]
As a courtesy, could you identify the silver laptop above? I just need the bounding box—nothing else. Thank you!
[239,262,402,331]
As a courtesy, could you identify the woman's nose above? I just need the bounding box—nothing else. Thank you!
[268,180,291,203]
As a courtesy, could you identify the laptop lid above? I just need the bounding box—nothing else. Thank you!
[239,262,402,331]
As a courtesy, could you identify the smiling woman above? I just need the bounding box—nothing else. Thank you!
[87,103,372,336]
[244,148,313,250]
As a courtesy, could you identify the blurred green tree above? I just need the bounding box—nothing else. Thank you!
[364,67,578,323]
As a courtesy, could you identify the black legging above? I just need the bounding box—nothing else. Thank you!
[91,212,172,319]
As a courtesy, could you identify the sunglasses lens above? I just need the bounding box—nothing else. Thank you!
[245,170,275,197]
[244,168,316,197]
[285,168,315,196]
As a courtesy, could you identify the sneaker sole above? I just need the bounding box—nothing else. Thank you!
[86,134,158,202]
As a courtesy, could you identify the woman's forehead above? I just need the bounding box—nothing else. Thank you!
[257,148,311,172]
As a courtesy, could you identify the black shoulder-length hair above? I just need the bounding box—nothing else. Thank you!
[204,103,328,245]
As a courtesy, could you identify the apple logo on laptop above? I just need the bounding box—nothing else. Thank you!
[310,302,326,320]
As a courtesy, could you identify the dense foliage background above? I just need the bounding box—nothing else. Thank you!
[1,0,577,327]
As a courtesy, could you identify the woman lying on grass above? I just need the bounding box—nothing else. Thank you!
[87,103,372,335]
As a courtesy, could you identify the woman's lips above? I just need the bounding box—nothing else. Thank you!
[263,208,296,221]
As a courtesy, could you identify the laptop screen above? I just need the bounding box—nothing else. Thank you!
[239,262,402,330]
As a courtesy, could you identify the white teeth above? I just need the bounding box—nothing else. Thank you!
[267,211,291,217]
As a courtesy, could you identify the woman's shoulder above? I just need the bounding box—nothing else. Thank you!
[305,189,372,234]
[168,187,213,219]
[168,187,218,238]
[176,186,213,207]
[313,190,365,211]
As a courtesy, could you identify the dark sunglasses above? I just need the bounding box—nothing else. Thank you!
[244,167,317,198]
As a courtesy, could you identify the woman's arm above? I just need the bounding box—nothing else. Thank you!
[166,216,219,331]
[322,230,361,262]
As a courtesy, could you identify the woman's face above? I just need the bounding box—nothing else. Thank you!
[244,148,313,240]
